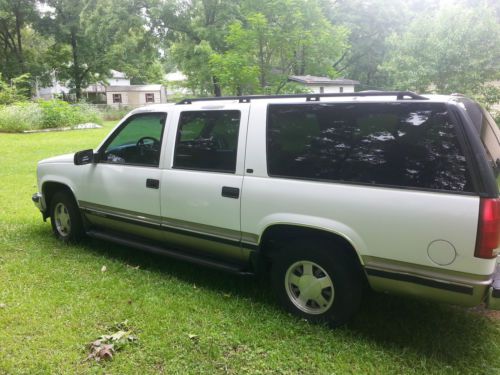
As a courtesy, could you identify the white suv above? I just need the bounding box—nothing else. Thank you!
[33,91,500,326]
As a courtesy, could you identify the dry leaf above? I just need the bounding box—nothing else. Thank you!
[85,321,137,362]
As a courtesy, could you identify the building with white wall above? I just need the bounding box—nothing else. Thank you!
[289,75,359,94]
[105,85,166,106]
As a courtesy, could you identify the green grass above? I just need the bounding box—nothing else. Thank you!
[0,121,499,374]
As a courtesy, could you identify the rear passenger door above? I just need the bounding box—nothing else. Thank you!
[160,103,249,261]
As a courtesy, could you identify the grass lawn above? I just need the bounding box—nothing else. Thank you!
[0,121,499,374]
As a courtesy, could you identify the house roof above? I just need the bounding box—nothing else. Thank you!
[106,85,163,92]
[165,70,187,82]
[110,70,127,79]
[289,75,360,85]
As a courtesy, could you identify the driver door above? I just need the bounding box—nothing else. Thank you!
[78,112,167,235]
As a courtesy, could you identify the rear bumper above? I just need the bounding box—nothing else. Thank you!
[486,262,500,310]
[364,256,498,308]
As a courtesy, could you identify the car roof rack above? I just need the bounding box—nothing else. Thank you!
[176,91,428,104]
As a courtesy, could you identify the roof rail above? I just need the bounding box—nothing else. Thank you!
[176,91,428,105]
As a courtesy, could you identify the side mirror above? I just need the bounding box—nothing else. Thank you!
[74,149,95,165]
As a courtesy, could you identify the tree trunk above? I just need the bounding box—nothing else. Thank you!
[70,28,82,101]
[299,47,306,75]
[13,6,24,72]
[258,37,266,89]
[212,75,221,97]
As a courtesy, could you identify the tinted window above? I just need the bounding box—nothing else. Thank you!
[102,113,166,167]
[173,110,240,173]
[267,103,473,192]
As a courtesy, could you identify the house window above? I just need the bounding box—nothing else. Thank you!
[112,93,122,103]
[145,93,155,103]
[339,87,344,93]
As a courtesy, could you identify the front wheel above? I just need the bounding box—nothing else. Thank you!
[50,190,84,243]
[271,239,363,327]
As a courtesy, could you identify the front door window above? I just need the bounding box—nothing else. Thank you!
[101,113,166,167]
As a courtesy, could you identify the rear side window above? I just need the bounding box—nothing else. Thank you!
[267,102,474,192]
[173,110,241,173]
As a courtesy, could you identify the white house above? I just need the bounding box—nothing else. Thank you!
[164,70,191,100]
[107,70,131,86]
[289,75,359,94]
[105,85,167,106]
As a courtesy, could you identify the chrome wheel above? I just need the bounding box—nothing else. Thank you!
[285,260,334,315]
[54,202,71,237]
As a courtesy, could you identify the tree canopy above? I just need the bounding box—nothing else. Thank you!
[0,0,497,102]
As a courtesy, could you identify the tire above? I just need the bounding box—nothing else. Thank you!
[271,239,362,327]
[50,190,84,243]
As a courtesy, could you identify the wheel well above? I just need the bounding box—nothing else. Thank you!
[42,182,74,217]
[258,224,365,278]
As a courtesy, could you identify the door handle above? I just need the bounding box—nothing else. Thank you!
[221,186,240,199]
[146,178,160,189]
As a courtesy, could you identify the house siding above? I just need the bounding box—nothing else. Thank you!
[309,85,355,94]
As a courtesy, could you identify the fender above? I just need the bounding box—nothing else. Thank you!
[257,213,368,265]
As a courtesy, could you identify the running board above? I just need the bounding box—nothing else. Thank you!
[86,229,253,276]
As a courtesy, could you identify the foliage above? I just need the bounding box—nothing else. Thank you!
[38,100,101,129]
[172,0,348,95]
[382,3,500,94]
[329,0,412,90]
[170,40,216,96]
[38,0,161,99]
[152,0,242,96]
[96,105,134,121]
[86,320,138,362]
[0,101,41,132]
[0,0,38,78]
[0,73,30,104]
[0,99,102,132]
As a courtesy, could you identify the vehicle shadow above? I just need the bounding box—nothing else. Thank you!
[347,291,498,368]
[79,237,497,369]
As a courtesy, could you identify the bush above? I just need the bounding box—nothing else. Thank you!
[96,105,134,121]
[0,102,43,132]
[0,100,103,133]
[38,100,102,129]
[0,73,31,105]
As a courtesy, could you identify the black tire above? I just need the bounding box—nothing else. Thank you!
[49,190,84,243]
[271,239,363,327]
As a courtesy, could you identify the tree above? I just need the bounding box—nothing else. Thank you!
[84,0,163,85]
[382,3,500,95]
[329,0,413,90]
[39,0,101,100]
[151,0,243,96]
[209,0,349,95]
[40,0,161,100]
[0,72,29,103]
[0,0,37,77]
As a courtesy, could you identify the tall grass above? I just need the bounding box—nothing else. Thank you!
[0,102,43,132]
[0,100,103,133]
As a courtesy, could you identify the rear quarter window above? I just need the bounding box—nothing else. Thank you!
[267,102,474,193]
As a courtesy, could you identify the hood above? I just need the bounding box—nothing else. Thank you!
[38,153,74,165]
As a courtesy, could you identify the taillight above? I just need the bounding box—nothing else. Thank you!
[475,198,500,259]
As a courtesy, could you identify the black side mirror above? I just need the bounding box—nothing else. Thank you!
[74,149,95,165]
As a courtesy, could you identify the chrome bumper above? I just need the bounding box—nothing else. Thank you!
[486,262,500,310]
[32,192,46,215]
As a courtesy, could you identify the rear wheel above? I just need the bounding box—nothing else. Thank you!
[271,239,362,327]
[50,190,84,243]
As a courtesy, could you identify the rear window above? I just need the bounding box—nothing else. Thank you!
[480,108,500,184]
[267,102,474,192]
